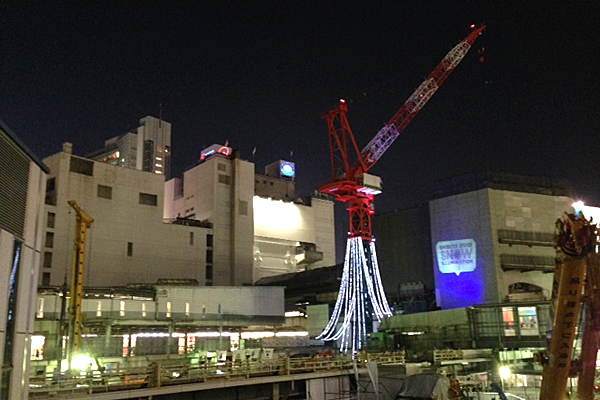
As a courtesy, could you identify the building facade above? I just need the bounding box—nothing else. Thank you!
[430,172,574,309]
[88,115,172,178]
[41,143,211,287]
[0,119,48,400]
[165,147,255,286]
[164,146,335,284]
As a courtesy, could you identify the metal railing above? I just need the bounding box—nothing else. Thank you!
[28,352,405,398]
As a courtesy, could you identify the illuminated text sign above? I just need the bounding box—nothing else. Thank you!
[436,239,476,276]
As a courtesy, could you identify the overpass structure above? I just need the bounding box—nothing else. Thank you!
[29,352,406,400]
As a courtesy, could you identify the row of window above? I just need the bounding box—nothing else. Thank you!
[98,184,158,206]
[36,298,214,319]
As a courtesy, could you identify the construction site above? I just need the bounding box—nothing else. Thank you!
[2,13,600,400]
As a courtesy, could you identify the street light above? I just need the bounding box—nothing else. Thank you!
[499,366,511,390]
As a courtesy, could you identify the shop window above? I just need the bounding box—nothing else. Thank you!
[518,306,539,335]
[30,335,45,360]
[502,307,515,336]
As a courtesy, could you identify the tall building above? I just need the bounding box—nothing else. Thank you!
[164,145,336,284]
[42,143,211,287]
[430,171,574,309]
[165,145,255,286]
[88,115,171,178]
[0,119,48,400]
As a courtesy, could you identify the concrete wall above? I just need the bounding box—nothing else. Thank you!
[41,150,211,287]
[488,189,573,301]
[430,189,495,309]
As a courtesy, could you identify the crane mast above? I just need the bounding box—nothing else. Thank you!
[317,24,485,354]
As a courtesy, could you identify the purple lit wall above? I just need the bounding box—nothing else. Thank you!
[429,189,498,309]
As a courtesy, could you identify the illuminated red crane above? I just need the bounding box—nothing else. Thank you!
[316,24,486,354]
[320,24,486,240]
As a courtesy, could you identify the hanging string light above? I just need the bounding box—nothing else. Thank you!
[316,237,392,354]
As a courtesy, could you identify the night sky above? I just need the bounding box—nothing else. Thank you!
[2,2,600,215]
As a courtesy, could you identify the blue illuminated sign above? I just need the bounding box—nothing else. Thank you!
[436,239,476,276]
[280,162,295,177]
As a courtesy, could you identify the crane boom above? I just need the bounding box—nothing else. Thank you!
[358,23,486,173]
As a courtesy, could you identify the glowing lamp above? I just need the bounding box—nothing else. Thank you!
[499,366,511,380]
[573,201,584,215]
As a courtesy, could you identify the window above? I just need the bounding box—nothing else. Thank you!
[518,307,539,336]
[45,232,54,248]
[43,252,52,268]
[69,156,94,176]
[206,249,213,264]
[218,174,231,185]
[185,302,190,316]
[97,184,112,199]
[218,163,226,171]
[42,272,50,286]
[120,301,125,317]
[139,192,158,206]
[502,307,515,336]
[166,301,172,318]
[30,336,44,361]
[96,301,102,317]
[206,264,213,280]
[47,212,55,228]
[36,298,44,318]
[206,234,213,248]
[127,242,133,257]
[45,178,57,205]
[189,232,194,246]
[142,302,147,317]
[239,200,248,216]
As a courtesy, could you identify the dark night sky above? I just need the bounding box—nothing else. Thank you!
[2,2,600,215]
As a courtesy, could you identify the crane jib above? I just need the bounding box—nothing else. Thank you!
[357,24,484,171]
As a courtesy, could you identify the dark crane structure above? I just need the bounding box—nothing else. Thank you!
[317,24,486,354]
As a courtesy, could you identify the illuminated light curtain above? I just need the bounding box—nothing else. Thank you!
[316,237,392,354]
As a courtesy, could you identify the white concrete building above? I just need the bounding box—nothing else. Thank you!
[41,143,211,287]
[0,119,48,399]
[165,145,336,284]
[88,115,172,178]
[165,146,255,286]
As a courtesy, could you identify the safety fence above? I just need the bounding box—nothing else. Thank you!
[29,352,405,398]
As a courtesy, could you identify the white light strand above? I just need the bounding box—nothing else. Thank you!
[316,237,393,354]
